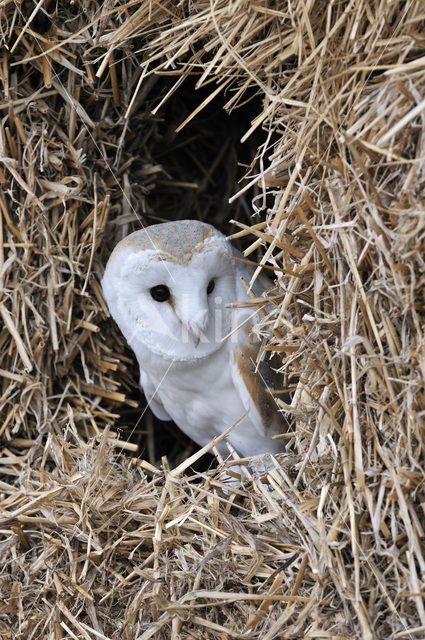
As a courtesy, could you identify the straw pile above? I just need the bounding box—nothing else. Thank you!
[1,1,425,638]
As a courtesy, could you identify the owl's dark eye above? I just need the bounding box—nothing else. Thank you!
[206,279,215,295]
[150,285,171,302]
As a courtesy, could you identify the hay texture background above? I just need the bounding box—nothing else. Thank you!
[1,1,425,638]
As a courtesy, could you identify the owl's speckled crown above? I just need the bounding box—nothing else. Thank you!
[112,220,226,264]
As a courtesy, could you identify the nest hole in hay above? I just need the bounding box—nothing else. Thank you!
[108,72,274,467]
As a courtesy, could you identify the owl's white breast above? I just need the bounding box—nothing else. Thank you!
[140,340,282,458]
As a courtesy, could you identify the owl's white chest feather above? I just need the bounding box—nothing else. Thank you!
[140,343,280,458]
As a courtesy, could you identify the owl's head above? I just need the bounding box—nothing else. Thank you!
[102,220,248,362]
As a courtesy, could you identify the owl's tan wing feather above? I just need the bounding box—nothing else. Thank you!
[229,248,287,438]
[230,334,288,440]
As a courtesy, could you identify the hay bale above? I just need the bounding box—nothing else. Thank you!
[1,1,424,638]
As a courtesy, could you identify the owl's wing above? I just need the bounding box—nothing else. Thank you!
[139,370,172,421]
[229,250,287,438]
[230,334,285,437]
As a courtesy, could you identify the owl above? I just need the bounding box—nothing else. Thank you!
[101,220,286,462]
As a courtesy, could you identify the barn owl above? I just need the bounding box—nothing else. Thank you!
[102,220,286,463]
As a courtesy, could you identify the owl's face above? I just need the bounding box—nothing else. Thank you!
[102,222,240,362]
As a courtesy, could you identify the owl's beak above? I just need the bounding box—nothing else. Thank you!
[175,295,209,346]
[177,310,208,347]
[189,325,201,347]
[179,320,205,347]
